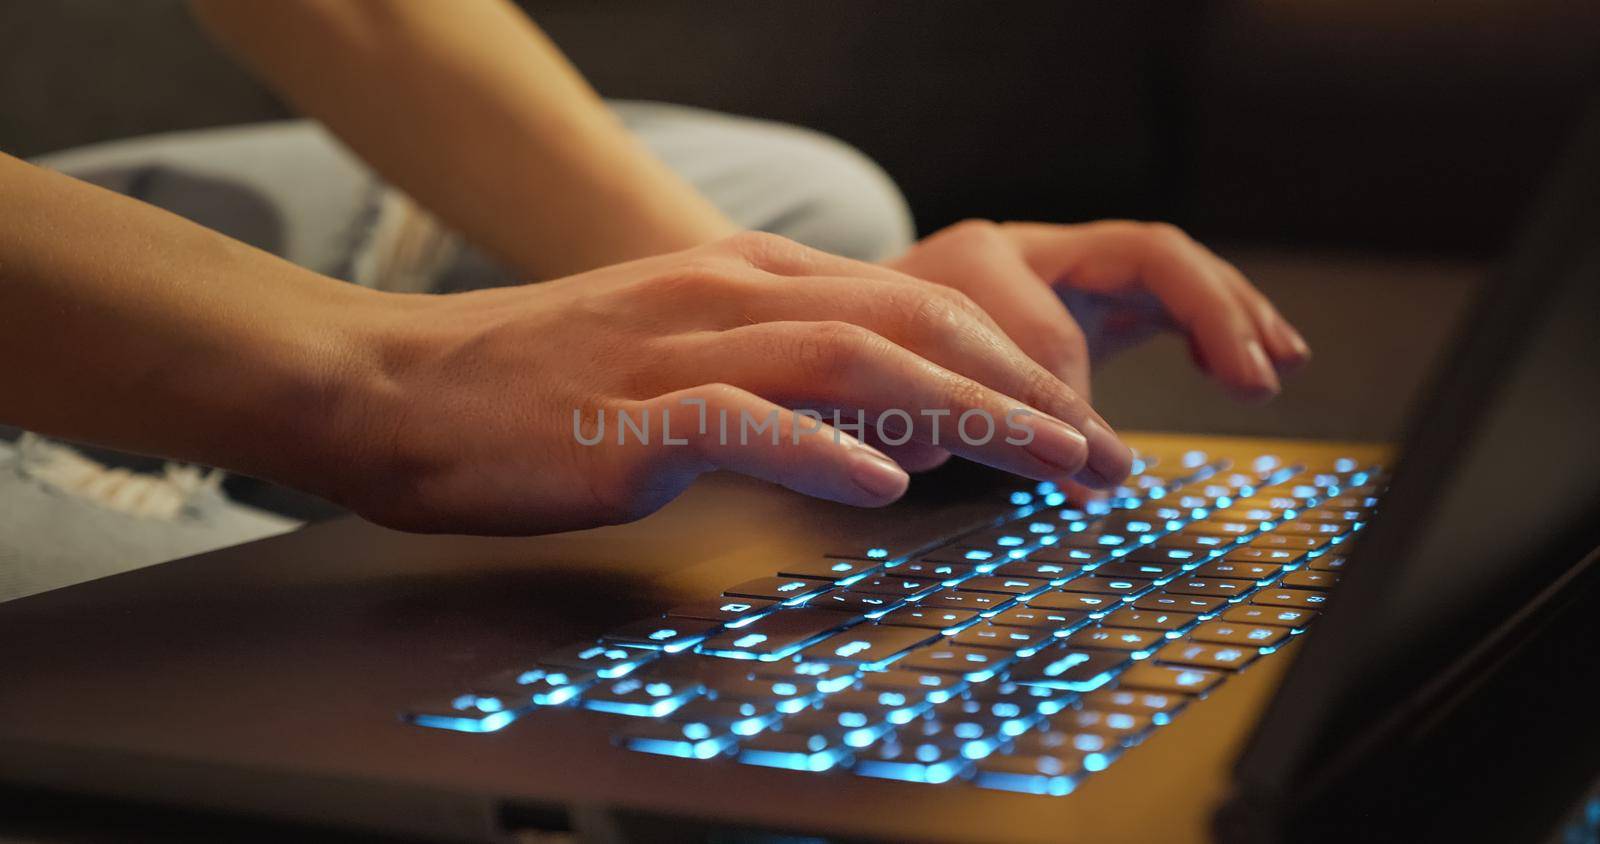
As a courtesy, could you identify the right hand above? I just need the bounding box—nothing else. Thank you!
[314,232,1134,534]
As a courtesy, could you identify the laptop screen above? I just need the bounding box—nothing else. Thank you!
[1234,111,1600,797]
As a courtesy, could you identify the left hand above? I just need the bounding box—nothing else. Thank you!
[886,219,1310,404]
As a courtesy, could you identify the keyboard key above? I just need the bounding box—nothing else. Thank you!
[1080,688,1189,720]
[826,543,920,562]
[697,670,819,704]
[991,559,1080,581]
[858,668,969,702]
[581,675,703,717]
[1274,521,1347,537]
[1223,547,1303,565]
[806,590,904,615]
[898,644,1014,678]
[973,752,1088,795]
[1162,578,1253,598]
[601,617,723,652]
[1055,532,1130,549]
[738,728,851,772]
[1155,641,1256,670]
[1093,561,1181,580]
[1252,589,1330,610]
[1027,591,1120,612]
[1009,647,1131,692]
[1221,605,1317,628]
[918,589,1012,612]
[1117,663,1223,694]
[407,694,520,733]
[951,623,1055,651]
[723,576,832,603]
[1308,554,1348,572]
[958,576,1050,596]
[473,666,594,707]
[850,576,943,598]
[1189,620,1291,647]
[1298,508,1363,523]
[540,642,653,678]
[1059,577,1149,597]
[1193,561,1281,581]
[1133,593,1226,613]
[1023,547,1104,567]
[1248,534,1325,551]
[818,687,932,724]
[667,598,777,624]
[1182,520,1257,537]
[779,558,881,581]
[875,605,979,631]
[798,625,940,666]
[698,608,858,660]
[986,606,1089,632]
[1012,728,1118,756]
[1117,547,1200,567]
[1101,608,1196,632]
[620,719,738,759]
[1065,626,1164,652]
[1280,569,1340,590]
[1157,534,1235,552]
[887,560,976,580]
[1044,708,1153,740]
[853,737,972,784]
[918,546,1000,565]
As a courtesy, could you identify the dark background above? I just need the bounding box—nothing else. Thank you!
[2,0,1596,442]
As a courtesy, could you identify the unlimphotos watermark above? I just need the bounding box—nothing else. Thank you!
[573,400,1037,447]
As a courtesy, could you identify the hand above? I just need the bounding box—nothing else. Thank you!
[320,232,1134,534]
[886,220,1310,403]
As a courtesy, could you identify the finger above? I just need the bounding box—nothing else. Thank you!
[1016,222,1281,402]
[722,277,1130,486]
[871,439,953,473]
[1214,259,1312,371]
[662,320,1098,484]
[911,222,1094,400]
[806,402,952,472]
[716,230,928,286]
[616,383,912,510]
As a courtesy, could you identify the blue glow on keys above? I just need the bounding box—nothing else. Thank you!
[866,547,890,559]
[409,694,519,733]
[1010,491,1034,506]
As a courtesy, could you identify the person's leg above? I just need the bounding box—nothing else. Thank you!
[0,435,294,603]
[613,100,916,262]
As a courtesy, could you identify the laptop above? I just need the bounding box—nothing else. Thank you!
[1,118,1597,843]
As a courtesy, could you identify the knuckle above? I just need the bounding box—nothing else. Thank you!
[1137,220,1192,251]
[721,230,802,267]
[796,320,879,383]
[648,261,755,302]
[946,217,1002,244]
[1032,318,1089,370]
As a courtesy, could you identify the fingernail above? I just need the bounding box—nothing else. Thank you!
[1024,416,1089,474]
[1245,340,1281,392]
[1079,417,1134,487]
[1285,325,1311,360]
[849,445,910,499]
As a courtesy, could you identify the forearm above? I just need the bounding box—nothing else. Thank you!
[0,154,378,487]
[190,0,738,279]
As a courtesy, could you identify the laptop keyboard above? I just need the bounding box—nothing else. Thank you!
[405,449,1384,796]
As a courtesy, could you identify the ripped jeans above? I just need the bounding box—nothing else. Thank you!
[1,102,914,603]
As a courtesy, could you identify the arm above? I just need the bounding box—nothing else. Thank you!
[188,0,738,279]
[0,153,377,495]
[1,153,1132,534]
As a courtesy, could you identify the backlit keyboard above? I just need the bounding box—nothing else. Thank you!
[405,450,1383,796]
